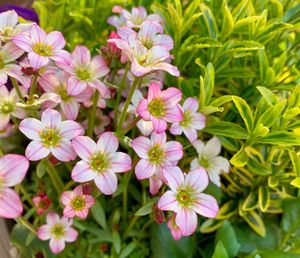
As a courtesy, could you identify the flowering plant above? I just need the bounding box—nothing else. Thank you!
[1,1,300,258]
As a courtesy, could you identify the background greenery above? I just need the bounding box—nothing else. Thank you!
[10,0,300,257]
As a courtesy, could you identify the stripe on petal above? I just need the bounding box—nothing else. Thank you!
[157,190,179,212]
[25,141,50,161]
[175,208,197,236]
[94,171,118,195]
[0,188,23,218]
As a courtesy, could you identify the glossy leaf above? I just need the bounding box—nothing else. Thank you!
[232,96,254,133]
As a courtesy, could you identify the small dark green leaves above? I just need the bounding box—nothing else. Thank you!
[135,199,157,216]
[90,200,106,229]
[232,96,254,133]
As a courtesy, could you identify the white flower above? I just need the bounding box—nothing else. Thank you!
[191,137,230,187]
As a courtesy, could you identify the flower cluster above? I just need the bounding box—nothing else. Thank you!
[0,6,231,254]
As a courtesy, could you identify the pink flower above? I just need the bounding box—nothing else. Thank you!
[118,20,173,50]
[0,86,26,130]
[191,137,230,187]
[167,215,183,240]
[109,35,179,77]
[137,82,183,133]
[0,154,29,218]
[170,97,206,142]
[0,41,25,85]
[57,45,110,96]
[83,109,110,136]
[33,193,52,215]
[37,212,78,254]
[19,108,84,161]
[61,185,95,219]
[131,132,183,194]
[39,70,93,120]
[71,132,132,195]
[13,24,67,69]
[158,166,219,237]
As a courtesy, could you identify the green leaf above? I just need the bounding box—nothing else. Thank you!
[199,76,205,108]
[135,199,156,216]
[291,177,300,188]
[242,210,266,237]
[233,16,261,30]
[200,219,224,233]
[36,160,46,178]
[251,251,300,258]
[200,4,218,39]
[256,86,277,106]
[258,49,269,83]
[210,95,233,107]
[212,241,229,258]
[289,150,300,177]
[151,223,195,258]
[247,158,272,176]
[112,230,121,254]
[90,200,106,229]
[232,96,254,133]
[288,84,300,109]
[259,131,300,146]
[119,242,137,258]
[242,191,258,211]
[258,186,269,212]
[204,63,215,105]
[282,198,300,233]
[253,123,269,138]
[215,221,241,257]
[221,0,234,39]
[230,147,248,167]
[203,121,249,139]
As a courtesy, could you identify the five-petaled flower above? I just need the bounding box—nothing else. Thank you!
[13,24,67,69]
[191,137,230,187]
[131,132,183,194]
[61,185,95,219]
[71,132,132,195]
[37,212,78,254]
[158,166,219,237]
[170,97,206,143]
[0,154,29,218]
[19,108,84,161]
[137,82,183,133]
[33,193,52,215]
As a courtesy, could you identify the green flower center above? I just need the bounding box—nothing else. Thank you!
[70,196,85,211]
[90,153,110,173]
[51,224,65,239]
[141,38,153,49]
[148,144,165,165]
[180,110,192,128]
[137,52,151,65]
[1,27,13,39]
[199,158,209,168]
[0,56,5,69]
[0,101,14,114]
[176,189,192,206]
[33,43,53,57]
[148,98,166,118]
[57,86,71,101]
[40,128,61,148]
[76,69,90,81]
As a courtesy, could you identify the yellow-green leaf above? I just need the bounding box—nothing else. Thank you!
[230,147,248,167]
[232,96,254,133]
[242,191,258,211]
[242,210,266,237]
[258,186,270,212]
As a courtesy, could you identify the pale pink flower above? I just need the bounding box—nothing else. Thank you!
[57,45,110,96]
[131,132,183,194]
[19,108,84,161]
[118,20,173,50]
[13,24,67,69]
[0,41,25,85]
[137,82,183,133]
[108,35,179,77]
[167,215,183,240]
[0,86,26,130]
[191,137,230,187]
[0,154,29,218]
[90,110,110,136]
[0,10,32,43]
[0,123,14,138]
[170,97,206,142]
[37,212,78,254]
[39,70,93,120]
[71,132,132,195]
[158,166,219,237]
[61,185,95,219]
[32,193,52,215]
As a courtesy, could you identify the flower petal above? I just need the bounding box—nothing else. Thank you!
[12,33,33,52]
[110,152,132,173]
[49,238,65,254]
[161,87,182,107]
[60,191,73,205]
[72,160,97,182]
[164,141,183,162]
[151,132,166,145]
[90,56,110,77]
[184,168,209,192]
[0,154,29,187]
[94,171,118,195]
[0,188,23,218]
[63,206,75,218]
[149,176,163,195]
[182,98,199,113]
[61,101,80,120]
[65,228,78,242]
[164,105,183,122]
[41,108,62,128]
[192,140,205,157]
[73,45,91,66]
[51,141,77,162]
[60,120,84,140]
[25,141,50,161]
[191,113,206,130]
[67,77,87,96]
[204,137,221,159]
[136,99,150,120]
[28,51,49,69]
[147,82,161,102]
[135,159,156,180]
[175,208,198,236]
[37,225,52,240]
[19,118,43,140]
[157,190,179,212]
[46,212,60,225]
[170,122,183,135]
[97,132,118,153]
[183,128,198,143]
[151,117,167,133]
[192,193,219,218]
[72,136,96,161]
[45,31,65,50]
[30,24,47,44]
[131,136,151,159]
[163,166,184,191]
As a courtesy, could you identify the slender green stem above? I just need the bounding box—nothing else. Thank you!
[123,215,139,240]
[87,90,99,137]
[116,77,141,135]
[122,117,141,135]
[45,160,64,195]
[11,77,24,101]
[114,65,129,128]
[15,216,36,234]
[122,172,132,222]
[28,74,39,102]
[19,184,34,207]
